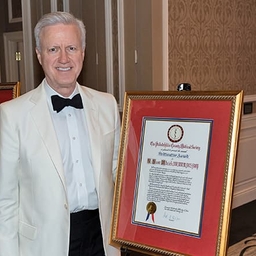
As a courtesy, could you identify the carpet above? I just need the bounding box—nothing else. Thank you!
[227,233,256,256]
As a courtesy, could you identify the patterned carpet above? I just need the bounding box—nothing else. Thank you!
[227,234,256,256]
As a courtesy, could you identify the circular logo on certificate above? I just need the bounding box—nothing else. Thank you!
[167,124,184,143]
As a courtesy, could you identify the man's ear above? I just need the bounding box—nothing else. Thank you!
[35,48,42,65]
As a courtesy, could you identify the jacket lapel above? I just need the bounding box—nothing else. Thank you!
[29,85,67,190]
[79,87,101,188]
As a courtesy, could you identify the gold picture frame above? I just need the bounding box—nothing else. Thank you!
[111,90,243,256]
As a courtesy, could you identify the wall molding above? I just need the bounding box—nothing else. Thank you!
[162,0,168,91]
[232,95,256,208]
[117,0,125,110]
[105,0,114,96]
[21,0,34,92]
[3,31,23,82]
[233,178,256,208]
[244,94,256,103]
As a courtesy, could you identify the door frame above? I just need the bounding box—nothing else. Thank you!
[3,31,25,94]
[21,0,34,92]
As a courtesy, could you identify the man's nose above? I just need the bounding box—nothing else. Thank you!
[59,49,69,63]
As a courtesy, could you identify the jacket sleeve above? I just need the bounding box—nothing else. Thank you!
[0,104,19,256]
[112,97,121,182]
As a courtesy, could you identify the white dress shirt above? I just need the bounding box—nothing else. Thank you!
[44,80,98,212]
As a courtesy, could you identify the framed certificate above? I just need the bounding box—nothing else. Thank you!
[110,90,243,256]
[0,82,20,103]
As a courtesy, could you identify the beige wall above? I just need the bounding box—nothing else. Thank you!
[168,0,256,95]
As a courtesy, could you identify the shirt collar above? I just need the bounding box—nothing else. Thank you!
[43,78,79,99]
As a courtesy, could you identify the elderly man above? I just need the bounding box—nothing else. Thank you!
[0,11,120,256]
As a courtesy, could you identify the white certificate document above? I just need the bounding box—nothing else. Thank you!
[132,117,212,236]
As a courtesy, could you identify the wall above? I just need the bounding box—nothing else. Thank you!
[122,0,164,93]
[233,96,256,208]
[168,0,256,207]
[0,0,22,82]
[123,0,153,92]
[168,0,256,95]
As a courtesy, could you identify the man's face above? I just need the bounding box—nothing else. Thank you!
[36,23,85,95]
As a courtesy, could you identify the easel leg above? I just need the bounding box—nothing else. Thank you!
[120,247,130,256]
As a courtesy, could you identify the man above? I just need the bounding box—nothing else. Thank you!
[0,12,120,256]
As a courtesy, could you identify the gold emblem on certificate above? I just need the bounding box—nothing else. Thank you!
[146,202,157,222]
[167,124,184,143]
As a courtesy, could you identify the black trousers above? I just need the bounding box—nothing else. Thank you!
[69,209,105,256]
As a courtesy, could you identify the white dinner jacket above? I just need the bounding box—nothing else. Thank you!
[0,81,120,256]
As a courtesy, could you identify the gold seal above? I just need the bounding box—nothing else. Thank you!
[146,202,157,214]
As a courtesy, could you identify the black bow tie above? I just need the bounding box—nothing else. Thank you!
[51,94,83,113]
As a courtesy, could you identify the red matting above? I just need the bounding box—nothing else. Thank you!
[111,91,243,256]
[0,89,14,103]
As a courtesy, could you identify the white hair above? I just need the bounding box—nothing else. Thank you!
[34,11,86,52]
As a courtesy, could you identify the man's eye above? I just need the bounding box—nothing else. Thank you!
[68,46,77,51]
[48,47,57,53]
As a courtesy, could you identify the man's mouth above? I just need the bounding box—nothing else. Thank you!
[57,67,72,71]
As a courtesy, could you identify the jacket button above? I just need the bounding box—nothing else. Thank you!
[64,203,68,209]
